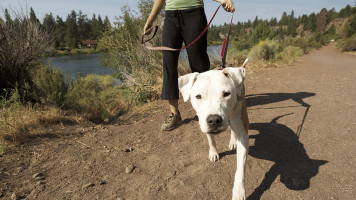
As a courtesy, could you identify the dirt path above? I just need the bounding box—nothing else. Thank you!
[1,43,355,200]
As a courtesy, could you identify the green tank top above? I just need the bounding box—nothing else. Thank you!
[165,0,204,10]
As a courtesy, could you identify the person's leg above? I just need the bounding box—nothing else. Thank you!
[161,12,183,131]
[181,8,210,73]
[168,99,179,115]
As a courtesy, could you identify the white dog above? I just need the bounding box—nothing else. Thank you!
[178,60,249,200]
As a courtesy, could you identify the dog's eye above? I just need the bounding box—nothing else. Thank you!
[196,94,202,99]
[223,92,231,97]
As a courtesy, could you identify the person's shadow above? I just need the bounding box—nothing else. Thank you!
[247,92,316,136]
[247,113,327,199]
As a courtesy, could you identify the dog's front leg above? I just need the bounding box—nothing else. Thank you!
[231,129,248,200]
[206,134,219,162]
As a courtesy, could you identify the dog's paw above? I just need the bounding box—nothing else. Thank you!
[209,149,220,162]
[232,186,246,200]
[229,138,237,150]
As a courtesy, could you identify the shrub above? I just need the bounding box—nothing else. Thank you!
[0,11,49,101]
[0,88,24,142]
[277,46,304,64]
[337,34,356,51]
[248,40,282,62]
[31,65,68,106]
[227,48,249,66]
[65,74,124,122]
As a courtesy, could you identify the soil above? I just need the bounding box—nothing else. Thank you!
[1,43,355,200]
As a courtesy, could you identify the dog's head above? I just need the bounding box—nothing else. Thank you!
[178,67,246,134]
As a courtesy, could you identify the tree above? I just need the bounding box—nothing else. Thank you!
[77,10,90,40]
[251,21,271,44]
[43,13,55,32]
[54,16,66,47]
[64,10,79,48]
[29,7,40,24]
[317,8,328,33]
[4,9,12,25]
[279,12,288,25]
[308,13,317,32]
[103,16,111,31]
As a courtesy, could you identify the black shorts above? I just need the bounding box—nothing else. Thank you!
[161,7,210,100]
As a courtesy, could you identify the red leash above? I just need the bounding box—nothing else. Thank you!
[142,4,235,68]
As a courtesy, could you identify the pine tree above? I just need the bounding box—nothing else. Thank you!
[77,10,90,40]
[54,16,66,48]
[103,16,112,31]
[64,10,79,48]
[279,12,288,25]
[29,7,40,24]
[4,9,12,24]
[317,8,328,33]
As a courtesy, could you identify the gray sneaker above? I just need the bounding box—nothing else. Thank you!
[161,112,183,131]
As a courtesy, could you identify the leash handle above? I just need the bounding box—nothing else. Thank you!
[142,4,224,51]
[142,25,159,44]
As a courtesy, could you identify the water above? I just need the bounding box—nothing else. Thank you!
[46,54,112,80]
[46,45,222,80]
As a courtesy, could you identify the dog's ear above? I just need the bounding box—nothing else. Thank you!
[178,72,199,102]
[222,67,246,100]
[222,67,246,85]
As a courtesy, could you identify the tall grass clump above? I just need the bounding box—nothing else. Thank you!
[65,74,124,122]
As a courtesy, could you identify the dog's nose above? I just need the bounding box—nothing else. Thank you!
[207,115,223,128]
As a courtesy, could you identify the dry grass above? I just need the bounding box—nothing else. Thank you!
[0,105,81,149]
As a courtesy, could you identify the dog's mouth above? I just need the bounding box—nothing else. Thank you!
[207,127,225,135]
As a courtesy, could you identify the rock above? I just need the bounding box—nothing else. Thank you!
[82,183,94,189]
[125,165,135,174]
[99,180,107,185]
[124,147,134,152]
[11,193,18,200]
[32,173,43,179]
[36,181,45,185]
[171,170,177,176]
[117,197,125,200]
[34,176,45,181]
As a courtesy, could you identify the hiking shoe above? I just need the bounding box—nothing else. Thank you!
[161,112,183,131]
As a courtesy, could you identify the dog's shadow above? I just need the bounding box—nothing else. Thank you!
[220,92,327,199]
[247,114,327,199]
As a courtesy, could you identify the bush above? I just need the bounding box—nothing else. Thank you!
[65,74,124,122]
[337,34,356,51]
[0,11,49,101]
[32,65,68,106]
[277,46,304,64]
[248,40,282,62]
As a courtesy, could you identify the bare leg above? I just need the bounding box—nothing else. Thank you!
[169,99,179,115]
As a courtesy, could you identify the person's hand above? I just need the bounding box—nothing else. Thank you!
[220,0,235,12]
[144,21,153,35]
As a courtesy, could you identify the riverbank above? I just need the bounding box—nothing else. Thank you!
[46,48,100,57]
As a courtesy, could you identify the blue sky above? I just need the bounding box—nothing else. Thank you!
[0,0,355,26]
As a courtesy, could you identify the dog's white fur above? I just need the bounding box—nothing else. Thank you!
[178,62,249,200]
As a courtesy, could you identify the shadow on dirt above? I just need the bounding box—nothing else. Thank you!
[247,113,327,200]
[221,92,327,199]
[247,92,315,136]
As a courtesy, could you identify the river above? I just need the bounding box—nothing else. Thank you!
[47,45,222,80]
